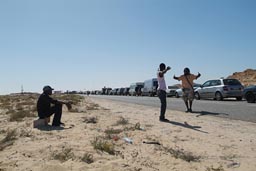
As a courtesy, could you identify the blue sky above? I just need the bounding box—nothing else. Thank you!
[0,0,256,94]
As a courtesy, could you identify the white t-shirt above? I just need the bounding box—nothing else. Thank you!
[157,71,167,91]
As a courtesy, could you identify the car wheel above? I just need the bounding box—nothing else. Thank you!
[236,97,242,101]
[215,92,223,101]
[246,92,256,103]
[194,92,200,100]
[175,92,179,98]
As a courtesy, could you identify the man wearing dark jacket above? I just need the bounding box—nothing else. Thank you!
[37,85,71,126]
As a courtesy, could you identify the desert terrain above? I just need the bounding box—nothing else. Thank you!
[0,94,256,171]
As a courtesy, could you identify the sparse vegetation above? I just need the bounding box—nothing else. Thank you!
[81,153,94,164]
[0,94,38,121]
[9,110,36,122]
[83,116,98,124]
[206,165,225,171]
[0,129,17,144]
[52,147,75,162]
[115,117,129,126]
[86,103,100,110]
[104,128,123,140]
[0,129,17,151]
[91,137,115,155]
[104,128,123,135]
[167,147,200,162]
[123,122,144,131]
[20,128,33,138]
[53,94,83,105]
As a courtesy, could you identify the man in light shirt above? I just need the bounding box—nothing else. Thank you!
[174,68,201,113]
[157,63,171,122]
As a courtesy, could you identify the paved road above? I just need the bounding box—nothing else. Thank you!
[89,95,256,123]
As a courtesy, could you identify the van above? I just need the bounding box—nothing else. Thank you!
[129,82,144,96]
[142,78,158,96]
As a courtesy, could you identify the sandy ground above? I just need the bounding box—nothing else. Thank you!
[0,96,256,171]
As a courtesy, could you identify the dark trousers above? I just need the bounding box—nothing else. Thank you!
[158,90,167,119]
[39,104,63,126]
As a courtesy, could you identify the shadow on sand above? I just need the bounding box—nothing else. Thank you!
[35,125,73,131]
[163,120,208,134]
[192,111,229,118]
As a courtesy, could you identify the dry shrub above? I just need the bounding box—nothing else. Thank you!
[53,94,83,105]
[81,153,94,164]
[167,147,200,162]
[206,165,225,171]
[123,122,144,132]
[91,137,115,155]
[104,128,123,135]
[20,128,33,138]
[104,128,123,140]
[9,110,36,122]
[115,117,129,126]
[83,116,98,124]
[0,129,17,151]
[86,103,100,110]
[1,129,17,143]
[52,147,75,162]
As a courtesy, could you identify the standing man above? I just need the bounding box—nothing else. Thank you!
[157,63,171,122]
[173,68,201,113]
[37,85,71,127]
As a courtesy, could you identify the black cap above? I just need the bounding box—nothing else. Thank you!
[43,85,54,92]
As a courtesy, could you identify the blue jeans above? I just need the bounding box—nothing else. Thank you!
[158,90,167,119]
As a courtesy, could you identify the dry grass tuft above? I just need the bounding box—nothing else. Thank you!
[86,103,100,110]
[115,117,129,126]
[53,94,83,105]
[167,147,200,162]
[52,147,75,162]
[9,110,36,122]
[81,153,94,164]
[0,129,17,151]
[104,128,123,140]
[206,165,225,171]
[83,116,98,124]
[91,137,115,155]
[104,128,123,135]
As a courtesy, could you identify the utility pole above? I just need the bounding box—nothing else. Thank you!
[21,85,24,94]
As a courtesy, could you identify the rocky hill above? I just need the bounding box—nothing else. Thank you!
[227,69,256,86]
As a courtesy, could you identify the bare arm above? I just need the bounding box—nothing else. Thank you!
[159,66,171,77]
[196,72,201,79]
[173,75,179,80]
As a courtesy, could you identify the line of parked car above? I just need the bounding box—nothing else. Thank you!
[90,78,256,103]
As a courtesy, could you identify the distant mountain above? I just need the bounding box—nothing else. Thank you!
[227,69,256,86]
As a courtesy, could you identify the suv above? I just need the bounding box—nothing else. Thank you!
[194,79,243,101]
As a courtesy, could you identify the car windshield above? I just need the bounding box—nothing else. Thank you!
[223,79,241,86]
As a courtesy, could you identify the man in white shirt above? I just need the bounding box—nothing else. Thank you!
[157,63,171,122]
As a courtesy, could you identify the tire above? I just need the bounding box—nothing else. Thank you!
[215,92,223,101]
[236,97,242,101]
[194,92,200,100]
[245,92,256,103]
[175,92,179,98]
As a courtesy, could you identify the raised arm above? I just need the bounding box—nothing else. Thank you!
[173,75,179,80]
[196,72,201,79]
[159,66,171,77]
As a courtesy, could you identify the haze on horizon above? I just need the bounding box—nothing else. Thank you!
[1,0,256,95]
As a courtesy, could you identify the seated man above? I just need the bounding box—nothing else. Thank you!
[37,85,71,126]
